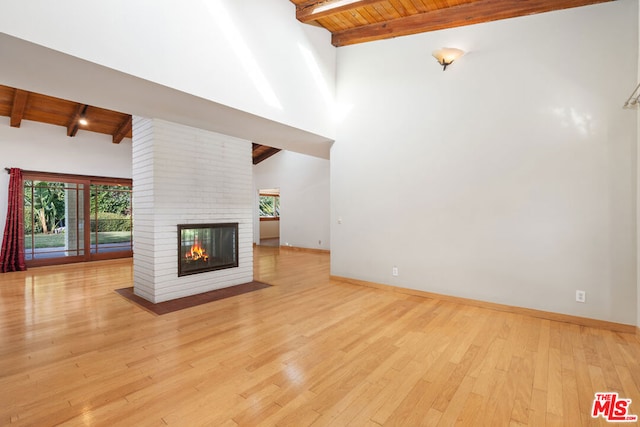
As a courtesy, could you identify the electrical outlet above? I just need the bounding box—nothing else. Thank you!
[392,266,398,277]
[576,290,586,303]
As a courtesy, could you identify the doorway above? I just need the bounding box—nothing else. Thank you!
[258,188,279,247]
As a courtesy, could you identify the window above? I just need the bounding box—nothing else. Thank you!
[90,183,133,255]
[259,191,279,218]
[24,179,86,262]
[23,171,132,267]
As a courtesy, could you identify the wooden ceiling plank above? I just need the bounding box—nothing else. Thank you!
[317,14,346,31]
[331,0,614,46]
[316,16,342,32]
[253,147,282,165]
[10,89,28,128]
[297,0,383,22]
[396,0,420,14]
[388,0,410,16]
[373,2,400,20]
[367,4,388,21]
[340,9,364,26]
[355,6,379,23]
[330,12,354,30]
[112,115,132,144]
[408,0,429,13]
[348,8,370,25]
[2,84,132,140]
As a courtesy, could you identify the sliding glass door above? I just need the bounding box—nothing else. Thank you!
[23,172,132,267]
[90,183,132,258]
[24,179,86,263]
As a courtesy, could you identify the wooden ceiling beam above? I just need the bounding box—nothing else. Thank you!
[1,85,133,140]
[10,89,28,128]
[113,115,132,144]
[67,104,88,137]
[297,0,381,22]
[253,147,282,165]
[330,0,615,46]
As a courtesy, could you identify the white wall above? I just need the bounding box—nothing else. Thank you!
[0,0,337,142]
[637,1,640,330]
[253,151,330,251]
[132,118,253,303]
[0,117,132,234]
[260,220,280,239]
[332,1,638,325]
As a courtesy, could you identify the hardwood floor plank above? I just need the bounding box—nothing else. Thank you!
[337,356,411,425]
[384,378,431,425]
[528,388,548,426]
[436,374,476,425]
[509,354,535,425]
[369,360,435,425]
[470,337,507,397]
[561,354,582,424]
[454,391,485,425]
[546,347,564,419]
[0,247,638,426]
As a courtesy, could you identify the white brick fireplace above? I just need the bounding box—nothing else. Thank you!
[132,117,253,303]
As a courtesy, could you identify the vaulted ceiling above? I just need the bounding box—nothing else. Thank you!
[0,84,132,144]
[0,84,280,164]
[289,0,615,46]
[1,1,614,164]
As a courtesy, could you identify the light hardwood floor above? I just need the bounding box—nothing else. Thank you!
[1,246,639,426]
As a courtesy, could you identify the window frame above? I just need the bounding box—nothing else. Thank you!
[258,192,280,221]
[22,170,132,267]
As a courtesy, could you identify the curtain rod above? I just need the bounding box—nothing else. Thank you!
[4,168,131,183]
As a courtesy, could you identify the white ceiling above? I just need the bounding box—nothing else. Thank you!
[0,33,333,159]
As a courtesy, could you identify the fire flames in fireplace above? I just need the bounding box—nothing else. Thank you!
[185,238,209,263]
[178,223,238,277]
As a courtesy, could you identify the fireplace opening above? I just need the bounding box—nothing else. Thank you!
[178,223,238,277]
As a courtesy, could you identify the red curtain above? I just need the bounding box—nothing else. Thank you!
[1,168,26,272]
